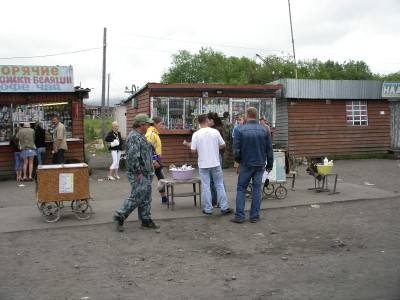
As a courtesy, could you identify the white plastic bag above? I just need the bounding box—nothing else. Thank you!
[110,139,119,147]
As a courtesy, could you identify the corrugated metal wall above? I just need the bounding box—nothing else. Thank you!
[273,98,289,150]
[272,79,383,100]
[390,100,400,147]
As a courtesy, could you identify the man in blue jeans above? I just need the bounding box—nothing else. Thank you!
[231,107,274,223]
[190,114,233,216]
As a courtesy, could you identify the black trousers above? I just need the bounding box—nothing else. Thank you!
[52,149,65,164]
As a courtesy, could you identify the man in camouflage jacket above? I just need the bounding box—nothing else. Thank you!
[113,114,158,231]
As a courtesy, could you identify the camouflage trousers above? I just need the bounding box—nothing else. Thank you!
[115,173,153,222]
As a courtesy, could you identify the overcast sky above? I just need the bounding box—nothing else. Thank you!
[1,0,399,105]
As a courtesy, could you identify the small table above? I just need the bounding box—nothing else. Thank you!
[310,173,340,195]
[161,178,202,210]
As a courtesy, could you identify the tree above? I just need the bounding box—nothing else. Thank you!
[161,47,261,84]
[161,47,399,84]
[380,72,400,81]
[161,50,196,83]
[341,60,374,80]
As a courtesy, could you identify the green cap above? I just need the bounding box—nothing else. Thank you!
[134,113,154,123]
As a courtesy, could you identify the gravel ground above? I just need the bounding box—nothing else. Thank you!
[0,196,399,300]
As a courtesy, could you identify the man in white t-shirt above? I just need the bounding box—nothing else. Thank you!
[190,114,233,215]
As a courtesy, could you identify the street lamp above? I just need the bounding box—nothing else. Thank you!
[125,85,137,94]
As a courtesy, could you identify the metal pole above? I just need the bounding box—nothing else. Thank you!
[107,73,110,116]
[288,0,298,79]
[100,27,107,139]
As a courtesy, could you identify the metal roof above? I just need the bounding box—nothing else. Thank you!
[126,83,283,102]
[271,79,383,99]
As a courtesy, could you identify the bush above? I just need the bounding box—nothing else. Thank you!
[84,116,113,142]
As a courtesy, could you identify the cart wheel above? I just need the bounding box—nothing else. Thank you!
[262,184,274,196]
[275,186,287,199]
[41,202,61,223]
[37,202,44,212]
[74,200,92,220]
[246,183,252,198]
[70,200,79,211]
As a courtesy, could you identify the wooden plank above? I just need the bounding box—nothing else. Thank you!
[286,99,391,157]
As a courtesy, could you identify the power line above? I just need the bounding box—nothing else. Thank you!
[0,47,102,60]
[110,45,173,54]
[117,32,287,54]
[109,77,125,92]
[117,31,398,67]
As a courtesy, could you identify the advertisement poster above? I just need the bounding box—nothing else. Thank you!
[59,173,74,193]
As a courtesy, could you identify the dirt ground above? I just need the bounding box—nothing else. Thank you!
[1,196,399,300]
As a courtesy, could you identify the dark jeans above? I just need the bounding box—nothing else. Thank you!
[211,177,226,206]
[52,149,65,164]
[35,147,46,165]
[211,155,225,206]
[235,165,264,220]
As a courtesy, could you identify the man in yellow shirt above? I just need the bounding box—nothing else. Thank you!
[145,116,168,204]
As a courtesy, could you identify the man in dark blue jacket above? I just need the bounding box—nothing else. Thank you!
[231,107,274,223]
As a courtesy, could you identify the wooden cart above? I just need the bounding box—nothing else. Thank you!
[36,163,93,223]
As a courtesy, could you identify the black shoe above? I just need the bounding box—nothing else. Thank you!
[220,208,233,215]
[250,218,260,223]
[230,216,245,224]
[141,219,160,229]
[202,209,212,215]
[113,215,124,232]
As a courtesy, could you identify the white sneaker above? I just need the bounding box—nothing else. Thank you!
[114,175,120,179]
[108,176,115,181]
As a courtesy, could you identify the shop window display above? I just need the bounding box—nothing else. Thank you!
[0,105,12,142]
[151,97,201,129]
[10,102,72,140]
[231,98,275,126]
[150,96,275,130]
[202,97,229,116]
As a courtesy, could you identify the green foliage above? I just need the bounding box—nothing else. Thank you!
[161,47,398,84]
[161,47,260,84]
[95,145,111,154]
[380,72,400,81]
[84,116,114,142]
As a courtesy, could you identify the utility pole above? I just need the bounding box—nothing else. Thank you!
[107,73,110,116]
[288,0,298,79]
[100,27,107,139]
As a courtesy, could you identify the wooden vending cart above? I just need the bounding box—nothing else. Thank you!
[36,163,92,222]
